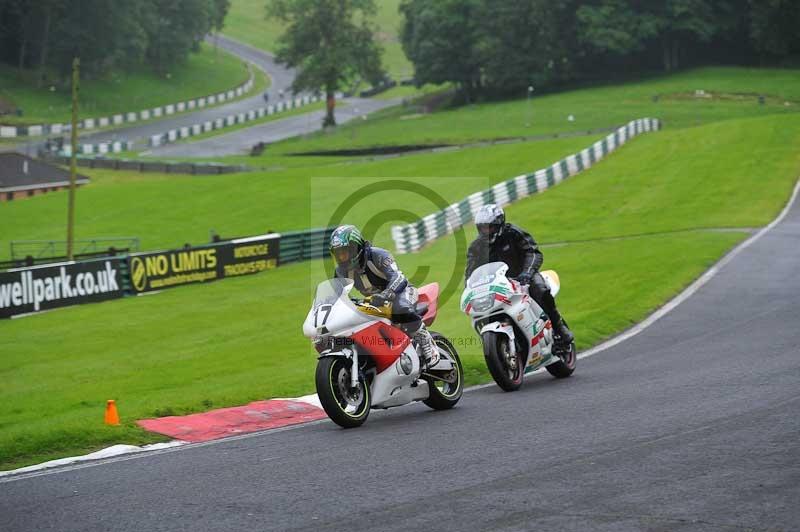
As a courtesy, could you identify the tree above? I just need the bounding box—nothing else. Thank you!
[0,0,221,82]
[49,0,148,79]
[400,0,485,101]
[211,0,231,32]
[144,0,217,77]
[577,0,660,57]
[267,0,384,126]
[748,0,800,60]
[479,0,578,94]
[657,0,723,71]
[576,0,729,72]
[0,0,37,71]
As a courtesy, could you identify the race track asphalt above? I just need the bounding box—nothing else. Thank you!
[2,184,799,531]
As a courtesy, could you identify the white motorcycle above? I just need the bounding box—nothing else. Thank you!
[461,262,576,391]
[302,278,464,428]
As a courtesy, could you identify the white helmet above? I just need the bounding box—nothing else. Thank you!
[474,204,505,243]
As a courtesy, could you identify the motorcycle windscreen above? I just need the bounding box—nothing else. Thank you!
[304,278,359,336]
[312,278,353,307]
[466,262,508,289]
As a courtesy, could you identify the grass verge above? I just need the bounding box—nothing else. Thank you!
[0,135,598,259]
[241,67,800,157]
[0,43,253,126]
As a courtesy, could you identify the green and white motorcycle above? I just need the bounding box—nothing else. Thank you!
[461,262,576,391]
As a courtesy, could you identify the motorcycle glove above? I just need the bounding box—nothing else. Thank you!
[372,289,395,307]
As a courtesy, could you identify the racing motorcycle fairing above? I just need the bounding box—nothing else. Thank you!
[416,282,440,327]
[462,262,562,372]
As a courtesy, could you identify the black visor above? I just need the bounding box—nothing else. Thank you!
[333,247,351,264]
[477,224,500,236]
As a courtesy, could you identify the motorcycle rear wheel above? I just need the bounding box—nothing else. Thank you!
[482,332,524,392]
[315,356,371,428]
[546,340,576,378]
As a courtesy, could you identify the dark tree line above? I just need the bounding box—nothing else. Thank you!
[0,0,230,85]
[400,0,800,98]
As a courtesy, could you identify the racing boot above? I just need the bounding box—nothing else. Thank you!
[413,325,439,368]
[537,290,574,346]
[552,318,574,346]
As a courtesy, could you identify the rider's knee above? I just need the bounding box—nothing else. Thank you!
[529,275,550,298]
[394,312,422,335]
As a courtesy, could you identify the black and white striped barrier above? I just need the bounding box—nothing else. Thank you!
[60,140,135,156]
[390,118,662,253]
[0,72,254,139]
[148,95,321,148]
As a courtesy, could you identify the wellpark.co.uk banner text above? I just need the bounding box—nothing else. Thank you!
[0,258,125,318]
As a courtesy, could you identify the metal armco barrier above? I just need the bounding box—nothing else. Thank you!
[0,257,125,318]
[46,156,249,175]
[278,227,335,264]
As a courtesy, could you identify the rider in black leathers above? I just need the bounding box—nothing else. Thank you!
[465,204,574,344]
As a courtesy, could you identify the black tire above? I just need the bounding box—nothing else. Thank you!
[423,332,464,410]
[315,356,370,428]
[482,332,524,392]
[546,340,576,378]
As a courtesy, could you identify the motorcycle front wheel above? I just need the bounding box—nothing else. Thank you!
[482,331,524,392]
[315,356,371,428]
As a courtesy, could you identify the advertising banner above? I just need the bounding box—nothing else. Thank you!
[0,258,125,318]
[128,234,280,293]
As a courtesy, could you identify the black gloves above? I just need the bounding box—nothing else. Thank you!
[516,272,532,285]
[371,289,396,307]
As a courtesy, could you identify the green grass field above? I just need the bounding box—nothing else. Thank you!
[0,136,601,259]
[1,68,800,470]
[232,67,800,157]
[157,66,800,193]
[223,0,413,79]
[0,43,252,126]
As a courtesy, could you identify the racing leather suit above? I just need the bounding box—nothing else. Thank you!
[335,245,423,335]
[465,223,567,334]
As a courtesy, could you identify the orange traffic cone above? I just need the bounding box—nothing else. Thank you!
[105,399,120,426]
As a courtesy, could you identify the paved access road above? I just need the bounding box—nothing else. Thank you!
[20,33,401,157]
[144,96,401,157]
[2,187,798,531]
[19,34,297,152]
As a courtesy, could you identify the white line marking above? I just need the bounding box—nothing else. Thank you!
[0,442,186,480]
[0,420,330,483]
[3,180,796,483]
[576,178,799,362]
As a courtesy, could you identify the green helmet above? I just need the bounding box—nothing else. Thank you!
[330,225,366,271]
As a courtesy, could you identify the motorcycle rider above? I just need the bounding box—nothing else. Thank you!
[465,204,574,345]
[329,225,439,367]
